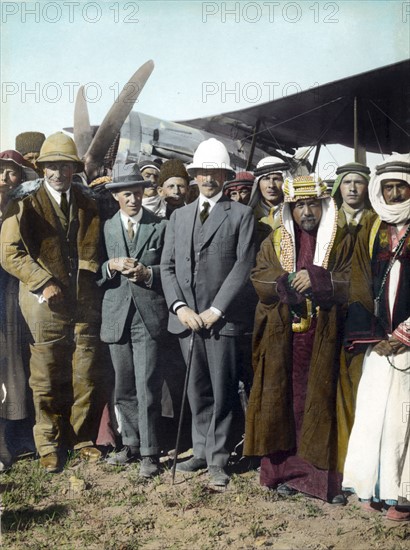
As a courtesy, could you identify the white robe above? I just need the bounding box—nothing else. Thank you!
[342,261,410,503]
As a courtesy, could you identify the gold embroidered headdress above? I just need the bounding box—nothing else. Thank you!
[283,175,329,202]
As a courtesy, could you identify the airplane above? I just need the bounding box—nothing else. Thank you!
[69,59,409,182]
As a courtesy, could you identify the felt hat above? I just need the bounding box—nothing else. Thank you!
[105,163,148,190]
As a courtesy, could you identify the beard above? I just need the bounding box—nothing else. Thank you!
[300,217,318,231]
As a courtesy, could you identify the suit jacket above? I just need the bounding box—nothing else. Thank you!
[0,180,100,303]
[160,196,256,336]
[98,207,168,343]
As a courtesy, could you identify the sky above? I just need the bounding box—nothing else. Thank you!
[0,0,409,174]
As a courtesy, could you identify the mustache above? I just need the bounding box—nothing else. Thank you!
[196,179,219,186]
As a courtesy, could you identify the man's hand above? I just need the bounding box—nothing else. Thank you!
[177,306,204,332]
[373,338,406,356]
[388,336,407,355]
[42,282,63,305]
[291,269,312,294]
[199,308,221,330]
[108,257,137,274]
[127,263,151,284]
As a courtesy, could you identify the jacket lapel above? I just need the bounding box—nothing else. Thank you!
[69,191,78,224]
[35,184,61,231]
[201,198,230,248]
[181,201,197,250]
[135,209,156,259]
[110,211,129,257]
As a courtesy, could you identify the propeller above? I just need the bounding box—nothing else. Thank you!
[74,85,93,158]
[82,59,155,180]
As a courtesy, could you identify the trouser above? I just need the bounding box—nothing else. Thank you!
[108,304,163,456]
[179,331,239,467]
[20,287,101,457]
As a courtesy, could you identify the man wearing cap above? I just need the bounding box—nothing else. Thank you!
[15,131,46,167]
[249,157,290,244]
[223,171,254,205]
[0,132,102,473]
[139,158,163,215]
[342,153,410,521]
[157,159,190,219]
[98,163,168,477]
[161,138,256,486]
[245,175,352,504]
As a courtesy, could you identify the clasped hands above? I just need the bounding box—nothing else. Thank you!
[373,337,406,357]
[109,257,150,284]
[290,269,312,294]
[177,306,220,332]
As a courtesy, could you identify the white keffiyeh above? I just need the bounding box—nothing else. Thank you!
[369,152,410,224]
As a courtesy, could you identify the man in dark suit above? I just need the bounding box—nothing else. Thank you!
[161,138,256,486]
[98,163,168,478]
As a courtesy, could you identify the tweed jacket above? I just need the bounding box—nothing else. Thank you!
[98,207,168,343]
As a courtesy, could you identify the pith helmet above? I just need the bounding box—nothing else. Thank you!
[186,138,235,178]
[36,132,84,172]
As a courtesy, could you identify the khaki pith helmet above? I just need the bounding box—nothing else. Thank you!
[36,132,84,172]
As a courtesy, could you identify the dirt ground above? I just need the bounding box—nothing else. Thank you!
[1,451,409,550]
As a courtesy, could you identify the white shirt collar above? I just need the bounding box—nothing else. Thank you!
[119,208,143,229]
[44,179,71,205]
[198,191,223,212]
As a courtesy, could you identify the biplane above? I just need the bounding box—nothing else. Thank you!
[70,59,409,181]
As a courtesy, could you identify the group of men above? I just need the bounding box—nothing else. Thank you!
[0,131,409,517]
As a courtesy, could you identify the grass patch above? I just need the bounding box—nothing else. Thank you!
[2,459,55,507]
[1,504,68,533]
[304,501,324,518]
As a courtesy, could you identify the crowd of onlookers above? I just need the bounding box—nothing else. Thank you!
[0,130,409,520]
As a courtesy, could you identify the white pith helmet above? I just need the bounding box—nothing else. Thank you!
[186,138,235,178]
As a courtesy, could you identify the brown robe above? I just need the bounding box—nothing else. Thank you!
[244,225,352,471]
[335,208,377,471]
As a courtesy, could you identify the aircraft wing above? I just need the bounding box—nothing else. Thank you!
[178,60,410,155]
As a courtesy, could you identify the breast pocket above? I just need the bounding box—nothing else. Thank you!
[141,248,161,265]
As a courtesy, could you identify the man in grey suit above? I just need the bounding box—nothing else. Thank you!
[98,163,168,478]
[161,138,256,486]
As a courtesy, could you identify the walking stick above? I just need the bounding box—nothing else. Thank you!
[171,331,195,485]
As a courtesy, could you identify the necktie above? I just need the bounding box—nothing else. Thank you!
[127,219,135,240]
[60,192,69,217]
[200,201,210,224]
